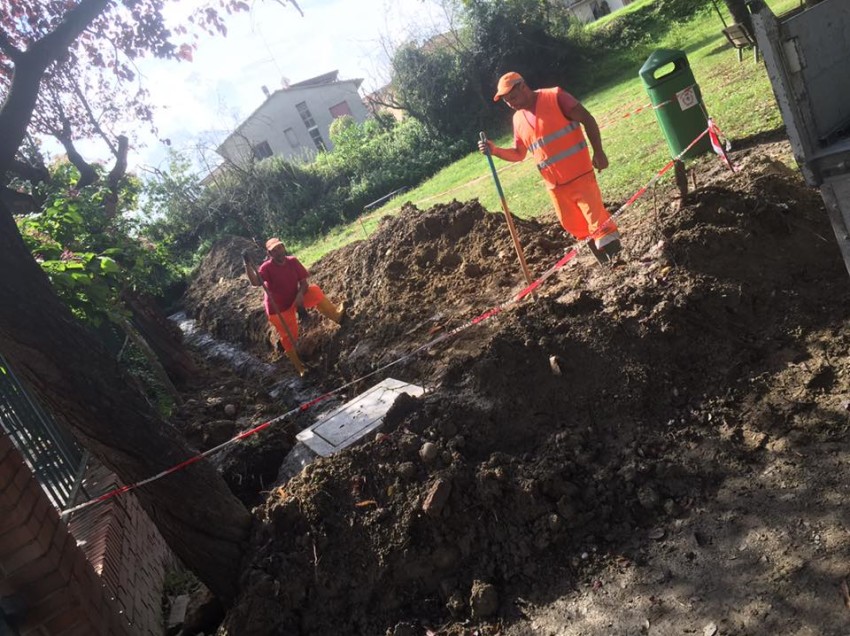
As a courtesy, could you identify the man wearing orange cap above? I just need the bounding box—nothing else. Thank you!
[479,72,621,263]
[243,238,345,377]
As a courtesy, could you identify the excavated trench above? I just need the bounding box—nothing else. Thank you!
[174,142,850,635]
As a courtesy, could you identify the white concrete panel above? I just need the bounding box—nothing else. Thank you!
[297,378,425,457]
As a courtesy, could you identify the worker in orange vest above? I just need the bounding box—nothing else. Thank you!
[244,238,345,377]
[479,72,621,263]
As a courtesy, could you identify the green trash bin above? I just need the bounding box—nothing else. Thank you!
[639,49,711,160]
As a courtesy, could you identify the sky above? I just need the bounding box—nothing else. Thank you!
[116,0,451,174]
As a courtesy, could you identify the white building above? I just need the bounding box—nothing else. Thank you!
[565,0,632,24]
[217,70,369,167]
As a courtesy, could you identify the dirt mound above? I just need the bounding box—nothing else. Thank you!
[212,145,850,634]
[185,201,572,381]
[183,235,272,356]
[310,200,571,381]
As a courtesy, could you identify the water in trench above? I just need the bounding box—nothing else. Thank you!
[170,310,324,402]
[170,311,332,479]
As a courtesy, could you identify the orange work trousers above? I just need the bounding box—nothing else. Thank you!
[547,172,618,243]
[267,284,327,352]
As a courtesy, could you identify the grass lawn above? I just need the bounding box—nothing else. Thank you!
[295,0,799,266]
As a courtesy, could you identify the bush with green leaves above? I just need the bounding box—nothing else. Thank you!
[17,162,182,325]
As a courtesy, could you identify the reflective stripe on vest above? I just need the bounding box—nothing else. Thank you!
[528,121,580,152]
[537,140,588,171]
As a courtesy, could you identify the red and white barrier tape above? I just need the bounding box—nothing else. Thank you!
[597,101,653,131]
[596,91,688,132]
[61,123,730,518]
[707,117,735,172]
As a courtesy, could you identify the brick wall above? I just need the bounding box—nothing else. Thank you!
[68,464,174,636]
[0,434,132,635]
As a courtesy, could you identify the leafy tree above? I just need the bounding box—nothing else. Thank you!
[140,150,215,262]
[461,0,585,90]
[386,0,716,141]
[388,0,587,140]
[391,41,487,138]
[141,117,468,260]
[0,0,299,602]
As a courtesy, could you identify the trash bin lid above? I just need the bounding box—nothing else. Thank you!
[639,48,689,86]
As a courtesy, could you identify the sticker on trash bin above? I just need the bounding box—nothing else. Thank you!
[676,85,698,111]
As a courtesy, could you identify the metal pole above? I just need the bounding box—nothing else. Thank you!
[710,0,729,29]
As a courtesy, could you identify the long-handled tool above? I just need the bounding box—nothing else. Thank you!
[479,132,535,295]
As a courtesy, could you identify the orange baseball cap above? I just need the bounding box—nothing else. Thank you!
[493,72,524,102]
[265,237,284,251]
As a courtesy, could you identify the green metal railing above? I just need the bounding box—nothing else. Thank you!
[0,353,86,508]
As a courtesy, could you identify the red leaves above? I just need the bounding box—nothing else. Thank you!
[176,43,193,62]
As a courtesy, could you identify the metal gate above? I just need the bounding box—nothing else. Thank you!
[0,353,87,508]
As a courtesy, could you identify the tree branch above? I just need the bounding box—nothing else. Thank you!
[27,0,110,69]
[0,186,38,214]
[72,81,118,156]
[0,0,110,174]
[8,159,50,185]
[0,29,22,61]
[58,133,99,188]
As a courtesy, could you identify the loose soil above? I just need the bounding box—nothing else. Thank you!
[180,138,850,636]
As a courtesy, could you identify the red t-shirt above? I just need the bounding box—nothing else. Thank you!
[513,88,579,149]
[258,256,308,314]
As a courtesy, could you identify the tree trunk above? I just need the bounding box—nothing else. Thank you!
[722,0,754,33]
[0,201,251,602]
[103,135,129,220]
[113,312,183,404]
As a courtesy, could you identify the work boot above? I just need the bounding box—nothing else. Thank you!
[316,297,345,325]
[601,238,622,260]
[587,237,622,265]
[284,348,306,377]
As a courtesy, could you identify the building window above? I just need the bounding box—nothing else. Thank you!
[252,141,273,160]
[284,127,300,148]
[329,101,352,119]
[307,128,325,151]
[295,101,326,151]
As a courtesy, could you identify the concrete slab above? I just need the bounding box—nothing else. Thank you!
[296,378,425,457]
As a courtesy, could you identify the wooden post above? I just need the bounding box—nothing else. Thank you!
[480,132,535,295]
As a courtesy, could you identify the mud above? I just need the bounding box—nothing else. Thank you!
[182,140,850,635]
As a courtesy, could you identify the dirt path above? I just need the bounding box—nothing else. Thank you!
[180,138,850,635]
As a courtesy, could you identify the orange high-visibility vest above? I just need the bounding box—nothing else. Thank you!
[513,88,594,189]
